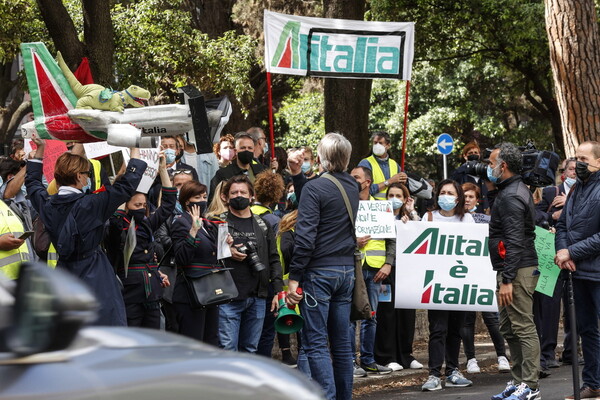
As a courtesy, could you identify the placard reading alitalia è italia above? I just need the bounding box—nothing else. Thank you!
[264,10,415,80]
[395,221,498,312]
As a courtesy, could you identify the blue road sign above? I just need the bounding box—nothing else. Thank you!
[437,133,454,155]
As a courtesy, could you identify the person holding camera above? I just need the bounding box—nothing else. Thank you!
[451,141,489,213]
[217,175,283,353]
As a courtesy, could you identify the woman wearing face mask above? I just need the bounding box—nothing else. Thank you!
[26,137,147,326]
[104,152,176,329]
[214,134,235,168]
[421,179,475,392]
[171,181,228,344]
[374,183,424,373]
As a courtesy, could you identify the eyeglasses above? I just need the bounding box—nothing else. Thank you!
[173,169,193,176]
[81,170,92,176]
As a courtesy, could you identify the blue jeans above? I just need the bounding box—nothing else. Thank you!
[299,265,354,400]
[350,267,380,365]
[573,278,600,389]
[218,297,266,353]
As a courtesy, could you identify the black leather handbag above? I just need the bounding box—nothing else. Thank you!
[183,268,238,308]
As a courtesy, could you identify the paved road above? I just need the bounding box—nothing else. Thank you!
[356,364,581,400]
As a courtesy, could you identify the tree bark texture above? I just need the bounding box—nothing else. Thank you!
[35,0,84,70]
[545,0,600,156]
[323,0,372,169]
[185,0,238,38]
[82,0,114,86]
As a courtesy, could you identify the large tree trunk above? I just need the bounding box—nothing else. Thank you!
[323,0,372,169]
[82,0,114,86]
[545,0,600,156]
[184,0,238,38]
[35,0,85,69]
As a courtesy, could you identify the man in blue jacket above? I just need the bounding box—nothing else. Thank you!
[555,141,600,400]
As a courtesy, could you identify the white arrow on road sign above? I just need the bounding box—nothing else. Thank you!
[438,139,452,149]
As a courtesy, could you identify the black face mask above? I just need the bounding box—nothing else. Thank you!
[128,208,146,222]
[175,150,184,161]
[237,150,254,165]
[229,196,250,211]
[467,154,480,161]
[188,201,207,215]
[576,161,593,181]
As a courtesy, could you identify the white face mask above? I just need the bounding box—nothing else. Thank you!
[373,143,386,156]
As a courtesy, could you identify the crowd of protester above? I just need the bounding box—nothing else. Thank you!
[1,129,599,400]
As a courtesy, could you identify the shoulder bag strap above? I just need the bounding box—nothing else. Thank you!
[321,173,356,238]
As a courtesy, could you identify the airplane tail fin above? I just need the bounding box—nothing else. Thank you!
[20,42,95,142]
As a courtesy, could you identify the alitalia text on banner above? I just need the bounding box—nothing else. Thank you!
[264,10,415,80]
[395,221,498,312]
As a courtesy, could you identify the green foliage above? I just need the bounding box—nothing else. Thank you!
[275,91,325,149]
[0,0,46,64]
[112,0,257,105]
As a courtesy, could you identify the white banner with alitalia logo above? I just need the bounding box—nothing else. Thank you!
[264,10,415,80]
[395,221,498,312]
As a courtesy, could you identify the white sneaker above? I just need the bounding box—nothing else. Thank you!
[422,375,442,391]
[410,359,424,369]
[498,356,510,372]
[467,358,481,373]
[386,362,404,371]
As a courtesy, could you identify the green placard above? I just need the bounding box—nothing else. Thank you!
[534,226,561,297]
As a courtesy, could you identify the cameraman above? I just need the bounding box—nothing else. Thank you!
[218,175,283,353]
[451,142,489,213]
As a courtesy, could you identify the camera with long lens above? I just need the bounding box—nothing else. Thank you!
[463,149,493,179]
[237,241,266,273]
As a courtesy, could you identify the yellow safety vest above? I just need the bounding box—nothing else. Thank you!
[0,200,33,279]
[366,155,399,200]
[47,243,58,268]
[250,204,270,216]
[360,196,387,269]
[89,159,102,191]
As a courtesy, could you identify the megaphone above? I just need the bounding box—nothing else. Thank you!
[274,290,304,335]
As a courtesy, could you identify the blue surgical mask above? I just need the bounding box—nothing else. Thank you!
[263,143,269,155]
[487,165,500,184]
[164,148,176,164]
[287,192,297,203]
[20,184,27,198]
[438,195,457,211]
[565,177,576,186]
[469,206,477,213]
[175,201,183,215]
[390,198,403,210]
[301,161,312,174]
[81,177,91,193]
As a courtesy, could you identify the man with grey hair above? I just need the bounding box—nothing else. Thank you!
[487,143,541,400]
[286,132,358,400]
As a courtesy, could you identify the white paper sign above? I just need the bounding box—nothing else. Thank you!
[121,144,161,194]
[395,221,498,312]
[84,141,123,159]
[355,200,396,239]
[217,223,232,260]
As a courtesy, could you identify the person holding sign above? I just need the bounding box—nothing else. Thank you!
[104,151,175,329]
[488,143,540,400]
[421,179,474,392]
[349,166,395,377]
[25,135,147,326]
[374,182,424,372]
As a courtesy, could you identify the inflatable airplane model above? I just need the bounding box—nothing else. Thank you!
[20,42,231,149]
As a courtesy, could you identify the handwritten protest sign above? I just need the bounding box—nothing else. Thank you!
[84,141,123,159]
[355,200,396,239]
[121,142,160,194]
[534,226,560,297]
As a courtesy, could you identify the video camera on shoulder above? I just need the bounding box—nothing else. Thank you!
[464,142,559,187]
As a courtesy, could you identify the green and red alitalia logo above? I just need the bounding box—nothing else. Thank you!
[407,229,494,306]
[403,228,489,257]
[270,21,405,78]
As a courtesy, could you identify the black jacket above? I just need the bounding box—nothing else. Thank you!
[488,175,538,282]
[535,183,567,227]
[209,161,266,203]
[555,173,600,282]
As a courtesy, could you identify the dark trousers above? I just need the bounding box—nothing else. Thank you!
[533,275,563,367]
[573,278,600,389]
[561,278,579,362]
[461,311,506,359]
[126,301,161,329]
[374,303,417,368]
[257,285,298,357]
[174,302,220,346]
[428,310,466,377]
[161,300,179,333]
